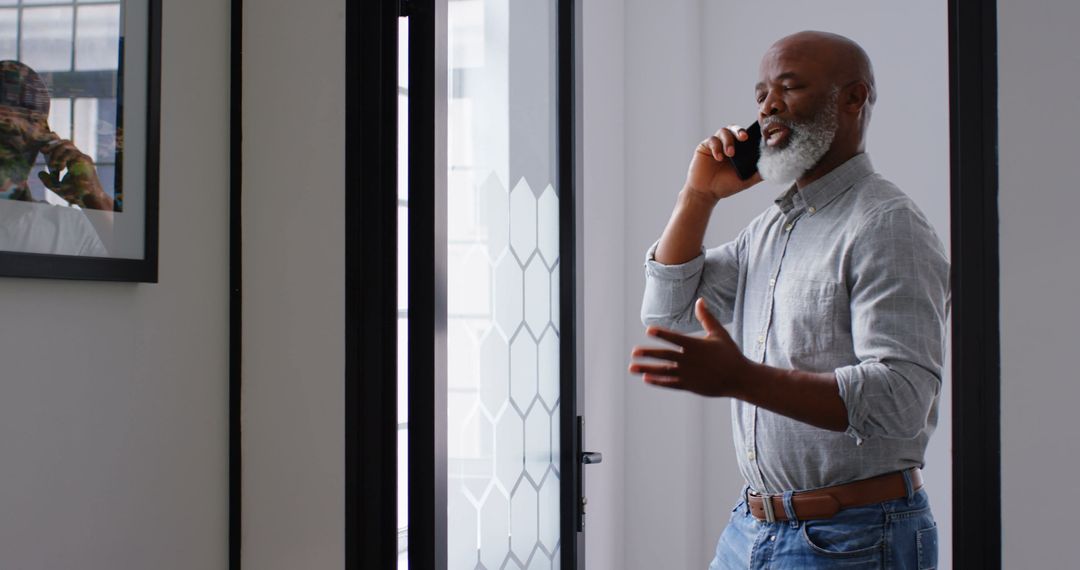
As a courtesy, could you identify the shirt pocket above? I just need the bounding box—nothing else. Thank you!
[773,276,850,358]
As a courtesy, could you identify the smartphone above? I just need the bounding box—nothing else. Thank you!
[730,121,761,180]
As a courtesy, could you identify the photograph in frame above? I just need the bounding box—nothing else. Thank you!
[0,0,159,282]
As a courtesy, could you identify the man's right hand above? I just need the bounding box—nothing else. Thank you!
[684,125,763,202]
[653,125,765,265]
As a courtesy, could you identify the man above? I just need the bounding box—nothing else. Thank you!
[0,59,110,256]
[629,31,948,569]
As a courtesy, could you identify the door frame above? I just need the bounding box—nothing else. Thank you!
[343,0,582,568]
[948,0,1000,567]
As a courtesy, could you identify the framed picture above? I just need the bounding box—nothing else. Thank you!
[0,0,160,282]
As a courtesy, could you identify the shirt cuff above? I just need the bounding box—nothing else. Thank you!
[834,364,869,445]
[643,240,707,280]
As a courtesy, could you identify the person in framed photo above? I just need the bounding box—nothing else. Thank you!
[0,60,110,256]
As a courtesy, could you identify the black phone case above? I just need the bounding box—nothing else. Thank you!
[730,122,761,180]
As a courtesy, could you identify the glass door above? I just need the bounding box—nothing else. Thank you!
[351,0,581,568]
[443,0,566,567]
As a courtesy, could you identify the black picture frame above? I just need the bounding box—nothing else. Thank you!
[0,0,161,283]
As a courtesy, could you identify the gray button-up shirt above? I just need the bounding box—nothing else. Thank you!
[641,153,949,494]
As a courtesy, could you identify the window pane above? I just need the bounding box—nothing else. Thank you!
[0,9,17,60]
[398,17,408,90]
[95,96,117,163]
[47,96,72,140]
[397,93,408,201]
[75,4,120,71]
[396,17,409,570]
[21,7,75,72]
[72,97,98,159]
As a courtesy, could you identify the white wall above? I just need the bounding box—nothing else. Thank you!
[603,1,953,567]
[998,1,1080,567]
[0,0,231,568]
[580,0,627,568]
[241,1,346,569]
[621,0,710,567]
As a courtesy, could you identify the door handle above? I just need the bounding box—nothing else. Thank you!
[580,451,603,464]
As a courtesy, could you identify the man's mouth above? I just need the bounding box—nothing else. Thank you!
[763,122,791,148]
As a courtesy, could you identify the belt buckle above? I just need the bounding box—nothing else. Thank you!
[760,494,776,523]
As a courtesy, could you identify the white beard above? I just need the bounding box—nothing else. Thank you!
[757,89,839,186]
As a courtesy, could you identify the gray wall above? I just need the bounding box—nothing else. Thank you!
[999,1,1080,567]
[241,0,346,569]
[0,0,231,568]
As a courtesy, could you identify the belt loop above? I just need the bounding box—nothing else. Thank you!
[742,485,751,515]
[901,468,915,503]
[781,490,799,527]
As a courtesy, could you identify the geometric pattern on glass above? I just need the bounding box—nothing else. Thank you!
[448,174,561,569]
[446,0,561,565]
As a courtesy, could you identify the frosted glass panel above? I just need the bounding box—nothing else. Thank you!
[446,0,560,567]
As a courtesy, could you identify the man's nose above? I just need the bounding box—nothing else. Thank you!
[758,92,784,120]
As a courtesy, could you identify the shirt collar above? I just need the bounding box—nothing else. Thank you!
[773,153,875,215]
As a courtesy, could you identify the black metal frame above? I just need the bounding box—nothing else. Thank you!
[558,0,581,567]
[0,0,161,283]
[344,0,402,568]
[406,0,449,566]
[948,1,1000,567]
[228,0,242,567]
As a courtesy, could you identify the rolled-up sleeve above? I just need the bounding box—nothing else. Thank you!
[640,231,744,332]
[834,208,950,443]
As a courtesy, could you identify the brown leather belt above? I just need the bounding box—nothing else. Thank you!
[747,468,923,522]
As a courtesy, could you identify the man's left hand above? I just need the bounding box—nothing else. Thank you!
[628,298,753,397]
[38,138,112,211]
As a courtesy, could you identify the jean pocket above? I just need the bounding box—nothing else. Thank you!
[917,523,938,569]
[800,518,885,560]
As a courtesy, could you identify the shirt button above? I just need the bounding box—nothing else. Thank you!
[747,450,756,461]
[808,206,816,214]
[783,223,793,231]
[757,335,765,343]
[768,277,776,286]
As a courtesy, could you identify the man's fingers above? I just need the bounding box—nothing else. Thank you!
[36,170,58,190]
[695,298,725,336]
[642,374,683,389]
[627,362,680,377]
[629,347,683,362]
[645,326,691,347]
[713,125,748,157]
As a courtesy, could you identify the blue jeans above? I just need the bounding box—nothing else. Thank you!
[708,478,938,569]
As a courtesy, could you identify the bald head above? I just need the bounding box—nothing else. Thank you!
[768,31,876,106]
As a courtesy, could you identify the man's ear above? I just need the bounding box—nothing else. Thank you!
[843,81,871,114]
